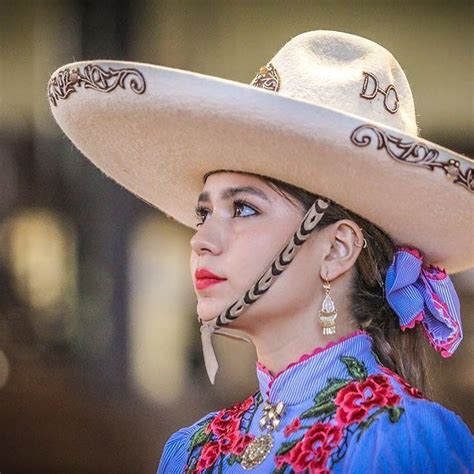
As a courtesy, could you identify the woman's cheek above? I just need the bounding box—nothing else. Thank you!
[229,243,268,285]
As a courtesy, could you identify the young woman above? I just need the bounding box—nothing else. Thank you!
[48,30,473,473]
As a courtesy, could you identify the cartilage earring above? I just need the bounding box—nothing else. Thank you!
[319,273,337,335]
[354,237,367,248]
[352,228,367,248]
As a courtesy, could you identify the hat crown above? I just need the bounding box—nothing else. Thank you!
[251,30,419,136]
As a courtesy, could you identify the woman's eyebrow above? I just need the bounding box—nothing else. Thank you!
[197,186,270,204]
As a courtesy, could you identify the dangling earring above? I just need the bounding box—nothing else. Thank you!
[319,272,337,335]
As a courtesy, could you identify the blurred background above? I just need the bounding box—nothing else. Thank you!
[0,0,473,472]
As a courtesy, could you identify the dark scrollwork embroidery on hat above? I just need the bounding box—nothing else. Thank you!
[250,63,281,92]
[350,124,474,193]
[48,64,146,107]
[360,71,399,114]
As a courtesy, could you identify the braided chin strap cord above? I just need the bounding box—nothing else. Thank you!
[198,198,329,384]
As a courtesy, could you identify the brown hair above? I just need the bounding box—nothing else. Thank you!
[260,174,433,397]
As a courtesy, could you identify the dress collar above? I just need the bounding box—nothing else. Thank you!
[255,329,380,406]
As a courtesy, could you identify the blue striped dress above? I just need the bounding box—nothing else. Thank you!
[157,330,473,473]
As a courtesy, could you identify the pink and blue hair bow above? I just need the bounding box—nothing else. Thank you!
[385,247,463,358]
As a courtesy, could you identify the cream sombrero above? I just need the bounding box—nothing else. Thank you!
[47,29,473,274]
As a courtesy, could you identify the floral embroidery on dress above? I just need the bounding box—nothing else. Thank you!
[273,355,405,473]
[184,390,263,473]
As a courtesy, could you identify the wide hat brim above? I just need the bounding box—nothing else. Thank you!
[48,60,474,274]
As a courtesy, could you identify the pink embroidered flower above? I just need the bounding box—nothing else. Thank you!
[206,413,240,437]
[275,453,287,469]
[236,395,254,412]
[219,430,255,455]
[334,374,401,426]
[206,393,254,438]
[276,422,342,473]
[284,417,302,437]
[195,394,256,470]
[195,441,221,471]
[231,433,254,456]
[379,366,424,399]
[218,429,241,454]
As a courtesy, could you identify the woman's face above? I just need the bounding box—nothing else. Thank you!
[189,171,325,332]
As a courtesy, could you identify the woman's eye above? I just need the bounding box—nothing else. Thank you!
[194,200,258,227]
[194,206,209,227]
[233,200,258,218]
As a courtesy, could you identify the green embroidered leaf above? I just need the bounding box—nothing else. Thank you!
[388,406,405,423]
[227,453,244,465]
[327,377,349,385]
[272,465,288,474]
[275,439,299,456]
[313,378,350,404]
[300,401,336,419]
[340,356,368,380]
[355,407,385,442]
[188,423,212,451]
[254,391,263,405]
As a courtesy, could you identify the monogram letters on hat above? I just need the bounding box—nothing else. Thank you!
[360,71,400,114]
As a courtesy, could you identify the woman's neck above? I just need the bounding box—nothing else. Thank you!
[249,305,356,377]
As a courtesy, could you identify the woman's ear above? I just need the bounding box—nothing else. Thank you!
[320,220,364,281]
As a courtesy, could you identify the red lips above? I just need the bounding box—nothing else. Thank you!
[195,268,227,290]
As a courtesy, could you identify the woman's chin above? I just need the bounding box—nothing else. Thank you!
[196,299,229,322]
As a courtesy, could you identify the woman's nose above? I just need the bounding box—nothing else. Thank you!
[190,219,224,256]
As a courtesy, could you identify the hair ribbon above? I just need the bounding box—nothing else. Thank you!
[385,247,463,358]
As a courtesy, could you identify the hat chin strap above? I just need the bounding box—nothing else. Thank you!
[199,321,253,385]
[199,198,329,384]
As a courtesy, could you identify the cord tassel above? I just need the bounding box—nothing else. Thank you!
[200,322,252,385]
